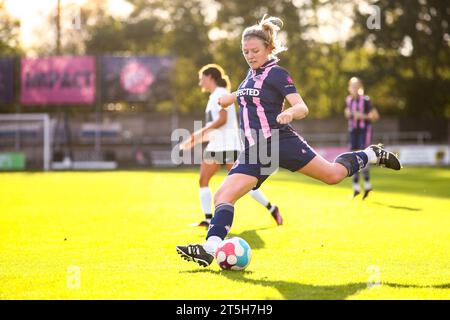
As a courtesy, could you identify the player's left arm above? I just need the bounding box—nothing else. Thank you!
[276,93,309,124]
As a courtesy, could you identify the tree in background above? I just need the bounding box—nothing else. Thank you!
[0,1,22,112]
[0,1,22,55]
[349,0,450,118]
[3,0,449,121]
[83,0,214,114]
[211,0,359,118]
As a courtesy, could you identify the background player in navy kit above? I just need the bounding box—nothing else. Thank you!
[345,77,380,199]
[180,64,283,227]
[177,15,401,267]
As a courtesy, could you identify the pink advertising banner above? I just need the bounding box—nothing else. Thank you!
[20,56,95,105]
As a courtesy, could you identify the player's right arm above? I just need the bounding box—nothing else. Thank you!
[276,93,309,124]
[218,92,237,108]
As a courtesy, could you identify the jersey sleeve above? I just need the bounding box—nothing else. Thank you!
[270,67,298,97]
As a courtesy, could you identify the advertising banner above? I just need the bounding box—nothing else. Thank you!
[101,56,173,102]
[0,153,25,170]
[390,145,450,166]
[21,56,95,105]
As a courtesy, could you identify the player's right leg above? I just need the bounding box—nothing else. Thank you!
[356,131,374,199]
[368,143,401,170]
[193,159,220,228]
[298,144,401,185]
[352,172,361,198]
[177,173,257,267]
[350,131,362,197]
[298,153,349,185]
[361,166,371,200]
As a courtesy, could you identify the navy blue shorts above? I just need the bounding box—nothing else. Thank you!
[349,127,372,150]
[203,150,239,164]
[228,128,316,189]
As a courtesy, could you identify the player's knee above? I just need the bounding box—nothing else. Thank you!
[213,190,225,206]
[214,187,234,206]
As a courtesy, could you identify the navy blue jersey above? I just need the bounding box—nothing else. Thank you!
[228,59,317,189]
[236,59,298,145]
[345,95,373,131]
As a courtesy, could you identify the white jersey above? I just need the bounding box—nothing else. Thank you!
[205,87,242,152]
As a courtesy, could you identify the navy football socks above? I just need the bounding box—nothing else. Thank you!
[206,203,234,240]
[335,151,369,177]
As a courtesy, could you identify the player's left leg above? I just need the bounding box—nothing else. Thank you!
[352,172,361,198]
[362,166,372,200]
[176,173,257,267]
[351,130,369,198]
[362,128,373,200]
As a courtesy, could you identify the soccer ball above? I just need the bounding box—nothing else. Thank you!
[215,237,252,270]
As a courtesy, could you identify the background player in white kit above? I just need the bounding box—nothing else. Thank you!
[181,64,282,227]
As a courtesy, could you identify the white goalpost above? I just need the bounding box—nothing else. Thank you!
[0,113,52,171]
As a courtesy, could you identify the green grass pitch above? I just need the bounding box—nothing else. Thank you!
[0,167,449,299]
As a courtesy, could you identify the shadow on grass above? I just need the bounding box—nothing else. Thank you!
[372,202,422,212]
[269,167,450,200]
[228,227,276,250]
[180,269,450,299]
[180,269,366,299]
[382,282,450,289]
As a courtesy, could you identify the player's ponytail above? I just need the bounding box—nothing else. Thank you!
[217,74,231,91]
[242,15,287,58]
[199,64,231,91]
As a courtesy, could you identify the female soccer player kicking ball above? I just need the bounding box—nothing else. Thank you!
[177,15,401,267]
[181,64,282,227]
